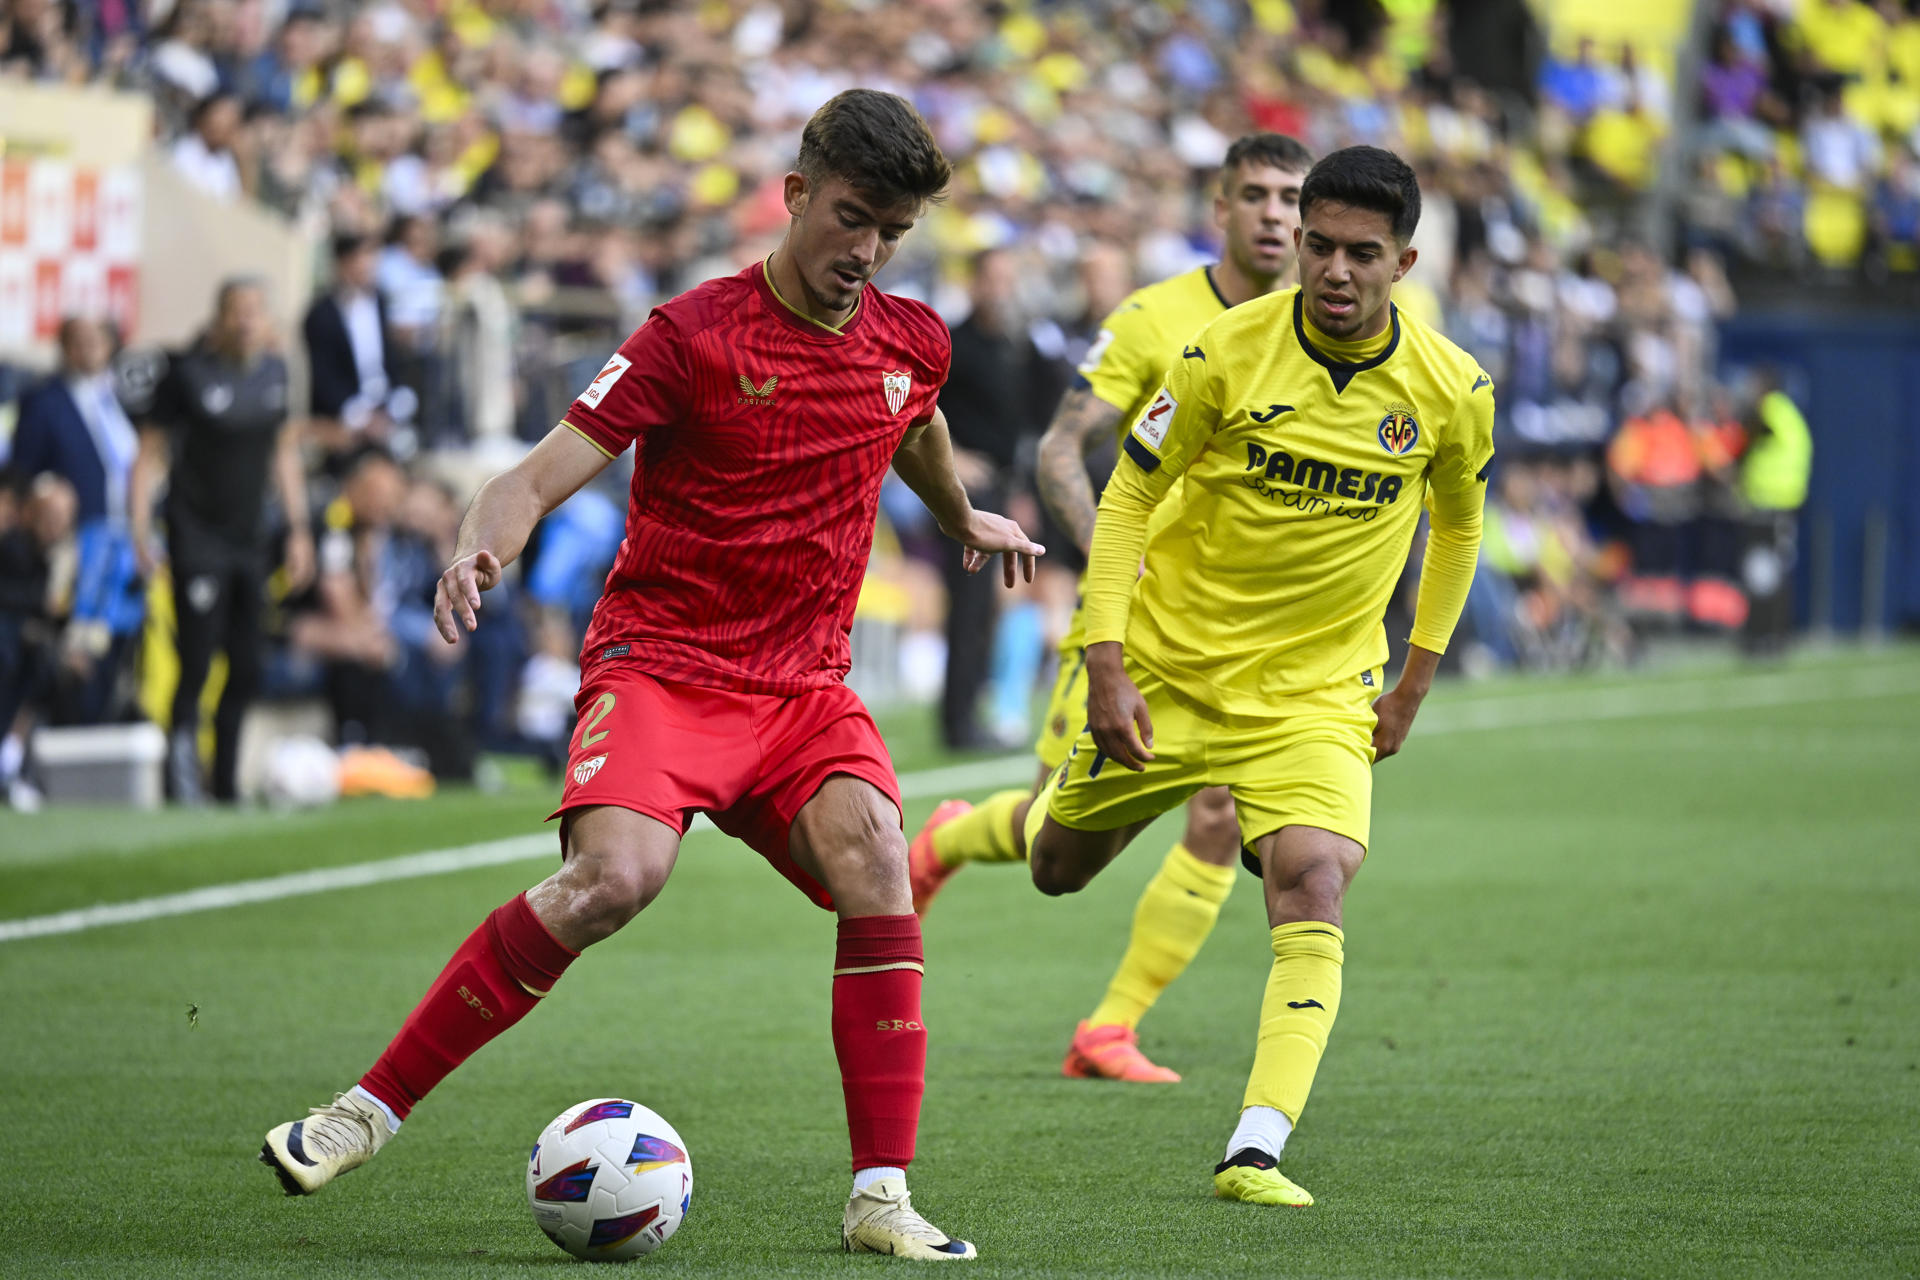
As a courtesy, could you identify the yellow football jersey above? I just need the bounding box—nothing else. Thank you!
[1079,265,1232,430]
[1058,267,1231,651]
[1083,286,1494,714]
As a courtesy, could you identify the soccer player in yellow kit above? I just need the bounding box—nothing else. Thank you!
[907,134,1314,1084]
[1025,146,1495,1206]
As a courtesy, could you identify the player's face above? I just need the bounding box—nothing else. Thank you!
[1295,202,1417,340]
[784,172,918,313]
[1216,162,1307,283]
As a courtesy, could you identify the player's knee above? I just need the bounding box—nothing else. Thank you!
[807,811,909,903]
[566,849,670,936]
[1028,843,1088,897]
[1265,859,1348,923]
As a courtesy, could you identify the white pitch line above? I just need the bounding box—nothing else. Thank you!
[2,665,1914,946]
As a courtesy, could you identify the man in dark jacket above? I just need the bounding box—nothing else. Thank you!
[131,279,315,802]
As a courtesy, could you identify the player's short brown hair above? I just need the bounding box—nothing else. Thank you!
[797,89,952,209]
[1220,133,1314,194]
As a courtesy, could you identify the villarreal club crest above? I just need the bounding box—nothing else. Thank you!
[1377,403,1420,457]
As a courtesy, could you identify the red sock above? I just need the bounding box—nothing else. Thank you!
[831,914,927,1172]
[359,893,578,1119]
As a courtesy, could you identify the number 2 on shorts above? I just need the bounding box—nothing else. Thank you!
[580,692,617,748]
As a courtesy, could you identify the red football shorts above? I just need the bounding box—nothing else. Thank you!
[548,667,902,910]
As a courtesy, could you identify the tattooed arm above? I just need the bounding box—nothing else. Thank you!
[1034,386,1124,557]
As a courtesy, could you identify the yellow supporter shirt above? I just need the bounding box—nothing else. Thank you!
[1083,288,1494,714]
[1057,265,1234,649]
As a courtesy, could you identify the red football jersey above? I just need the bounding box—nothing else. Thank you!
[561,261,951,695]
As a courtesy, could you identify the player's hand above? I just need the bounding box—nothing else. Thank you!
[953,510,1045,588]
[1085,641,1154,771]
[1369,684,1426,761]
[434,549,504,642]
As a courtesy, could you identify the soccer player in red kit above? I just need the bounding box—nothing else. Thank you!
[259,90,1040,1262]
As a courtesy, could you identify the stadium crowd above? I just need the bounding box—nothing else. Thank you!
[1681,0,1920,273]
[0,0,1812,807]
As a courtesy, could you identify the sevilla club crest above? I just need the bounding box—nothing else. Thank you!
[882,371,912,415]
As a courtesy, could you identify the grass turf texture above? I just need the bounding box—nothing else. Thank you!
[2,649,1917,1278]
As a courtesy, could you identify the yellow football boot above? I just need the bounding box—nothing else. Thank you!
[1213,1148,1313,1207]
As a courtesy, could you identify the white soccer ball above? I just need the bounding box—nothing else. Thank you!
[527,1098,691,1261]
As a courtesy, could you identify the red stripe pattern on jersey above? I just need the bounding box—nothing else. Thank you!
[563,262,951,694]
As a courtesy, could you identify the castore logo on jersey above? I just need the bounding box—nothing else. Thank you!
[736,374,778,405]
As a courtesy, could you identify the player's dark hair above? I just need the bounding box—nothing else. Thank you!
[796,89,952,209]
[1299,145,1422,244]
[330,231,372,262]
[1220,133,1314,194]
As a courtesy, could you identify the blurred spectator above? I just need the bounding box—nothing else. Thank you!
[1738,377,1813,656]
[305,232,413,460]
[934,247,1061,749]
[0,472,79,810]
[282,447,473,780]
[10,317,145,722]
[131,279,313,803]
[437,219,518,449]
[12,319,137,531]
[171,91,246,202]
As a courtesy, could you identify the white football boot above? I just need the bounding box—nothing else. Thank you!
[260,1092,393,1195]
[842,1176,977,1260]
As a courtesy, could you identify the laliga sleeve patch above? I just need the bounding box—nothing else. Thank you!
[1132,386,1177,451]
[577,353,632,410]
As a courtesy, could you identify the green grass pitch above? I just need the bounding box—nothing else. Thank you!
[2,649,1917,1278]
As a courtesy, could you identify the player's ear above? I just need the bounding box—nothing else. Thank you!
[783,171,810,219]
[1392,244,1418,283]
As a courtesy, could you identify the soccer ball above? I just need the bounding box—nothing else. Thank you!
[527,1098,691,1261]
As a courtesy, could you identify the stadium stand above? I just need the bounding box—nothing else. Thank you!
[0,0,1883,807]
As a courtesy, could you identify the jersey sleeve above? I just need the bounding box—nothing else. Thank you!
[1081,345,1223,647]
[909,320,951,427]
[1409,370,1496,655]
[1429,367,1496,497]
[561,309,690,458]
[1076,295,1160,414]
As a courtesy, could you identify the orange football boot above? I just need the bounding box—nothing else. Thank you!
[908,798,972,915]
[1061,1021,1181,1083]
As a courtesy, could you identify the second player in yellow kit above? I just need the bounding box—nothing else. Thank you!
[908,134,1315,1086]
[1026,147,1493,1207]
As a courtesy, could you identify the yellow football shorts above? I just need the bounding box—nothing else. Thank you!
[1034,641,1091,772]
[1041,657,1380,854]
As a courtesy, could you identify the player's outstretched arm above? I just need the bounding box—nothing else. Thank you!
[893,407,1045,587]
[1034,387,1123,557]
[433,424,613,641]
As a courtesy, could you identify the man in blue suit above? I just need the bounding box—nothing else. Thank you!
[10,316,145,722]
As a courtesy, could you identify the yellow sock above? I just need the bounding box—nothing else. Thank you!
[1242,921,1345,1121]
[1087,844,1237,1029]
[929,788,1026,866]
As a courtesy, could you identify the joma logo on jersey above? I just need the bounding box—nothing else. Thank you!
[736,373,777,405]
[1244,442,1405,506]
[1378,403,1420,456]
